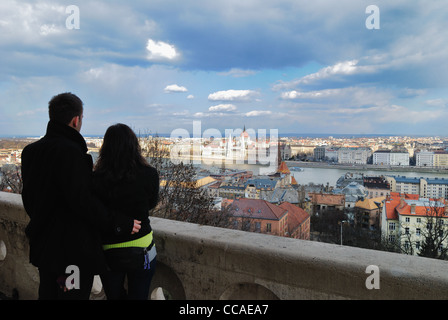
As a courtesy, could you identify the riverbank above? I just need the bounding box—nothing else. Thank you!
[286,161,448,174]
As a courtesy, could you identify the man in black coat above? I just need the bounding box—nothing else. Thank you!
[21,93,138,299]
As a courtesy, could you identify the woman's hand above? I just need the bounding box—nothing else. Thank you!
[131,220,141,234]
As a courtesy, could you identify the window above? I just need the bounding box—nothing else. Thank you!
[255,222,261,232]
[404,241,410,250]
[389,222,396,231]
[266,223,272,232]
[405,217,410,223]
[417,218,421,223]
[405,227,410,235]
[416,228,421,236]
[388,235,395,242]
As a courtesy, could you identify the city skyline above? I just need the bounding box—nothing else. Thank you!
[1,1,448,137]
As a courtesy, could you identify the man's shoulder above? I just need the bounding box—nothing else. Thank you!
[23,135,85,159]
[22,137,45,157]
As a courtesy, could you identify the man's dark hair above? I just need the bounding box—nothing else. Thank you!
[48,92,83,125]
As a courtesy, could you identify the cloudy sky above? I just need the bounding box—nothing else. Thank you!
[1,0,448,137]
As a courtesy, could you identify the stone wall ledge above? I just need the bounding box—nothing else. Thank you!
[1,191,448,300]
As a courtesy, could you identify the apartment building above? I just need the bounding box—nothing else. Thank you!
[337,147,372,165]
[313,146,339,162]
[381,192,448,256]
[354,196,385,230]
[415,150,448,168]
[385,176,448,199]
[373,149,409,166]
[434,151,448,168]
[416,151,435,167]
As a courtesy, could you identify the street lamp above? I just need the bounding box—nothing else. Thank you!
[340,220,347,245]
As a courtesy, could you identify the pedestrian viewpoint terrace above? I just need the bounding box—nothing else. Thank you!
[1,191,448,300]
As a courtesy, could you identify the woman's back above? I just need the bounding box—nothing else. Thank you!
[93,164,159,244]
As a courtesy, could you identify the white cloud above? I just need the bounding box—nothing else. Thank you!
[208,89,258,101]
[208,104,237,112]
[425,98,447,107]
[187,94,195,99]
[164,84,188,93]
[304,60,360,81]
[279,87,394,109]
[146,39,179,61]
[273,59,379,91]
[39,24,63,36]
[281,90,334,100]
[245,110,272,117]
[218,68,257,78]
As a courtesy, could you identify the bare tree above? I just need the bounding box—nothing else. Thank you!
[310,207,347,243]
[140,134,231,228]
[0,164,22,194]
[418,199,448,260]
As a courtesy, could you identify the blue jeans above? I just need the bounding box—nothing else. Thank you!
[101,257,156,300]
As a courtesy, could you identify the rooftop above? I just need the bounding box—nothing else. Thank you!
[385,192,447,220]
[230,198,287,220]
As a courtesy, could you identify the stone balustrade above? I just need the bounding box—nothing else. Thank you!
[1,191,448,300]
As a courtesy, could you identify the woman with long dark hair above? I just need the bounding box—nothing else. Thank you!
[93,123,159,300]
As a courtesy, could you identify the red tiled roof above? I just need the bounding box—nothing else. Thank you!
[278,202,309,229]
[309,193,345,206]
[230,198,287,220]
[385,193,447,220]
[277,161,290,174]
[291,176,298,185]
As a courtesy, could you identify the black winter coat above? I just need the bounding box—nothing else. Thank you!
[92,165,159,245]
[21,121,112,274]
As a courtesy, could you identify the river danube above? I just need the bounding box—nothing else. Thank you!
[199,161,448,187]
[89,152,448,187]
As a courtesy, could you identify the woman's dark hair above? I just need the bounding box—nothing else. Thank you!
[48,92,83,125]
[94,123,148,182]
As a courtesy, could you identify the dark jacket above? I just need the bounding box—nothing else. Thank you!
[21,120,111,274]
[92,165,159,245]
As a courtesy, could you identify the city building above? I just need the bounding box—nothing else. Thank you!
[386,176,448,199]
[313,146,339,162]
[228,198,310,240]
[308,193,345,213]
[337,147,372,165]
[363,176,391,199]
[313,146,326,161]
[329,182,369,222]
[278,201,310,239]
[381,192,448,256]
[434,151,448,168]
[373,149,409,166]
[416,150,434,167]
[354,196,385,230]
[415,150,448,168]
